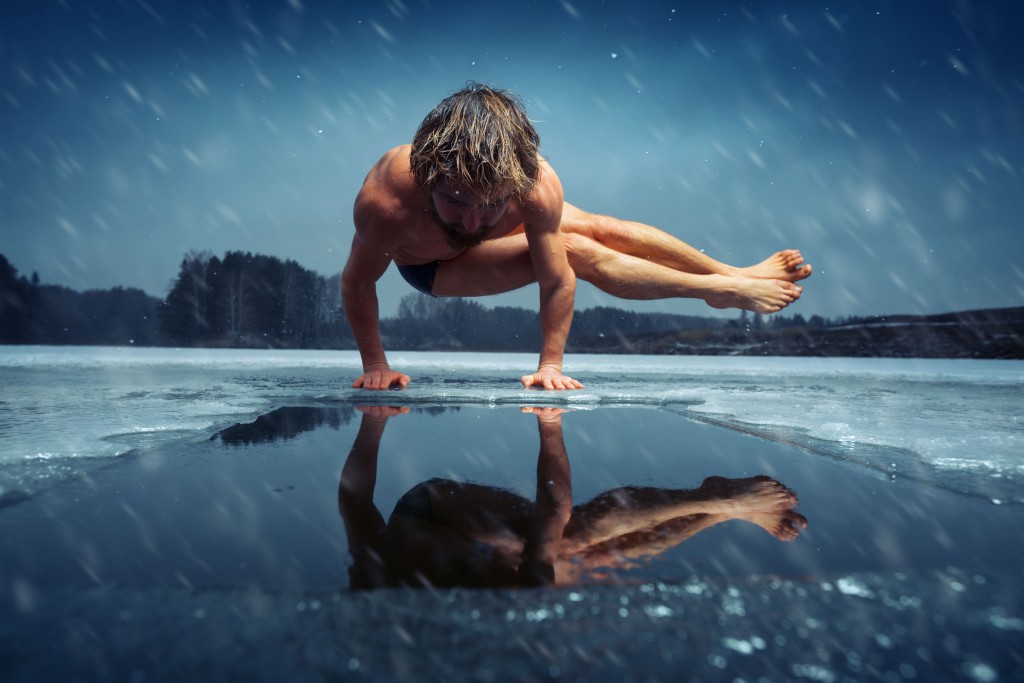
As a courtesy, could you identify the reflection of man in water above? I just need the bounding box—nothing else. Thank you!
[341,83,812,391]
[338,407,807,589]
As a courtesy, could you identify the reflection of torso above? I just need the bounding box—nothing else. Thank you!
[388,515,522,588]
[384,479,529,588]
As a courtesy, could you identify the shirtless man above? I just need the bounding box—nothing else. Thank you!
[341,83,811,391]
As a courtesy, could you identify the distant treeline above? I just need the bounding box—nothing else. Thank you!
[159,250,349,348]
[1,254,162,346]
[381,295,740,352]
[584,307,1024,359]
[1,251,351,348]
[2,252,1021,358]
[0,251,808,351]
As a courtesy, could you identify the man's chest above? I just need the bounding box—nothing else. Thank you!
[391,214,526,264]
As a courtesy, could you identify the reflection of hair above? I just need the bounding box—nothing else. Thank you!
[347,479,528,590]
[410,82,540,203]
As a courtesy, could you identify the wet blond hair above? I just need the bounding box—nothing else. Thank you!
[410,83,540,203]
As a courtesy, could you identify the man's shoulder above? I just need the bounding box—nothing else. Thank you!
[356,146,414,204]
[354,146,419,236]
[378,144,412,168]
[360,145,412,191]
[520,158,564,230]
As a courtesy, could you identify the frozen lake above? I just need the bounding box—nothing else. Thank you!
[2,347,1023,681]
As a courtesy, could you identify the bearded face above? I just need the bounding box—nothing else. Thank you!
[428,182,512,251]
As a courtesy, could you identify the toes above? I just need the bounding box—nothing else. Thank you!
[783,510,808,528]
[779,249,802,266]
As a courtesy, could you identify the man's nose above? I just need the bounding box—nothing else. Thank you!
[463,207,481,232]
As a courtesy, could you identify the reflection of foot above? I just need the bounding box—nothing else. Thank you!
[739,249,813,283]
[698,475,807,541]
[699,475,798,513]
[740,510,808,541]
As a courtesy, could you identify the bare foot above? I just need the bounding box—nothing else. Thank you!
[739,510,808,541]
[738,250,813,283]
[703,274,803,314]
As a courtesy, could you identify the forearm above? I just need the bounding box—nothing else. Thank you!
[342,282,389,371]
[537,274,576,371]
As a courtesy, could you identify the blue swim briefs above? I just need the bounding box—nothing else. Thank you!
[397,261,441,297]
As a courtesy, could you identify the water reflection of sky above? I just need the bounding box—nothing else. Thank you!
[1,0,1021,317]
[4,405,1022,592]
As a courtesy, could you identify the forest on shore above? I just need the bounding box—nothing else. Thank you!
[2,251,1021,358]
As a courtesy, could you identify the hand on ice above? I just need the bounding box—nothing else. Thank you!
[352,366,410,390]
[521,367,584,391]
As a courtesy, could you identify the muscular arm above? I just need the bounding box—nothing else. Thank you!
[526,227,579,387]
[521,166,584,390]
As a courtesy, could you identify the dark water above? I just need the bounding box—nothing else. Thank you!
[2,405,1022,592]
[3,404,1024,682]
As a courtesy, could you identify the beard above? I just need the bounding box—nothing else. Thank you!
[428,203,497,251]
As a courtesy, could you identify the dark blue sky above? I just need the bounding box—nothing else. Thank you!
[2,0,1022,318]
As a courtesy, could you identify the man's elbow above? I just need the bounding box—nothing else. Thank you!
[341,281,374,317]
[551,270,576,298]
[340,266,370,299]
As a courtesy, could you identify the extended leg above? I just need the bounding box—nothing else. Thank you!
[431,232,536,297]
[430,211,807,313]
[563,232,804,313]
[559,202,812,283]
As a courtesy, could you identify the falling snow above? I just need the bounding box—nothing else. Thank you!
[0,0,1021,318]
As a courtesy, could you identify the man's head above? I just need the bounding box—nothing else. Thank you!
[410,82,540,206]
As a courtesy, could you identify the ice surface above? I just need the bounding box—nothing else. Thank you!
[1,347,1021,504]
[3,569,1022,682]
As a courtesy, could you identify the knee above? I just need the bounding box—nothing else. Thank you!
[560,204,611,241]
[562,232,603,274]
[562,231,591,259]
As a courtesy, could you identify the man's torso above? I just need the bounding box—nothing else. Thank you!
[354,145,555,265]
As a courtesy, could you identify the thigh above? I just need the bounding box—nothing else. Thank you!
[433,233,537,297]
[558,201,599,237]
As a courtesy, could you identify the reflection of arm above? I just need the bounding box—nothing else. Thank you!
[520,412,573,585]
[338,413,390,586]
